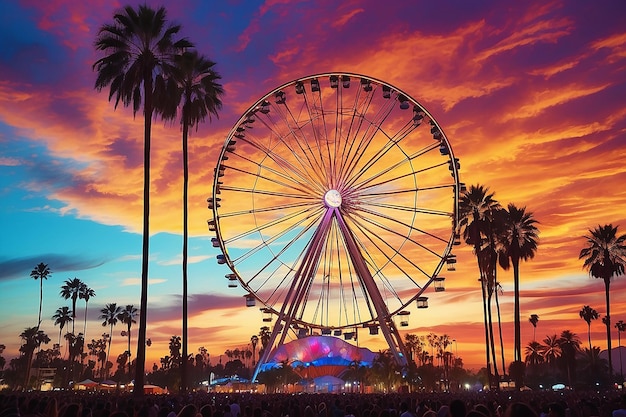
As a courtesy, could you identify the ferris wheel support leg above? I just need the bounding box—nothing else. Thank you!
[333,208,409,368]
[251,209,335,382]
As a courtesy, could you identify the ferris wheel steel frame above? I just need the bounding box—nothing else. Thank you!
[208,72,462,382]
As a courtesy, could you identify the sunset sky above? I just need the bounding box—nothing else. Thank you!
[1,0,625,373]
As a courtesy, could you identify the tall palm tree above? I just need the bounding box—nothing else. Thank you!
[119,305,138,376]
[579,224,626,382]
[93,5,193,396]
[159,49,223,393]
[459,184,501,387]
[99,303,122,378]
[60,278,84,334]
[51,306,73,348]
[579,305,599,350]
[30,263,51,330]
[497,204,539,363]
[250,335,259,366]
[615,320,625,378]
[529,314,539,341]
[118,305,138,365]
[79,284,96,340]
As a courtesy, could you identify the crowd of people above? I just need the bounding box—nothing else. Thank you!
[1,390,626,417]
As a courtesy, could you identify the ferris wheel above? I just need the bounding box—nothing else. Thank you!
[208,73,462,379]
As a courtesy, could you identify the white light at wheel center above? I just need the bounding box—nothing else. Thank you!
[324,189,342,208]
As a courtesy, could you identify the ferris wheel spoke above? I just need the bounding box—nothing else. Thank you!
[231,149,323,197]
[348,211,433,285]
[245,212,323,298]
[349,141,441,193]
[269,98,330,184]
[223,204,323,247]
[230,138,326,196]
[216,200,315,220]
[220,185,315,201]
[338,98,397,188]
[358,183,455,197]
[360,200,453,217]
[343,118,419,190]
[232,206,322,265]
[354,205,450,251]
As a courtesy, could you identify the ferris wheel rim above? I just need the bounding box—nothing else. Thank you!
[209,71,461,329]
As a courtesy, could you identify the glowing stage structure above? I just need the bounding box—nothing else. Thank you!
[208,73,462,382]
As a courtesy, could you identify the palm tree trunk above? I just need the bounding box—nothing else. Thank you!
[106,324,113,378]
[605,278,613,381]
[487,289,499,383]
[134,72,153,399]
[480,276,493,387]
[513,258,521,363]
[83,301,88,339]
[181,106,190,394]
[38,280,43,331]
[588,323,592,350]
[495,284,506,376]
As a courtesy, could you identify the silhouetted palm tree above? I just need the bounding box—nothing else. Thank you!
[60,277,83,334]
[579,223,626,382]
[20,327,50,388]
[459,184,501,387]
[497,204,539,363]
[30,263,51,330]
[159,49,223,393]
[119,305,137,354]
[119,304,138,375]
[529,314,539,341]
[250,335,258,366]
[93,5,192,396]
[99,303,122,377]
[541,334,562,368]
[524,341,544,365]
[79,284,96,340]
[52,306,73,348]
[579,305,599,350]
[558,330,581,387]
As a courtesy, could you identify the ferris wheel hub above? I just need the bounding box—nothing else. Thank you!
[324,189,342,208]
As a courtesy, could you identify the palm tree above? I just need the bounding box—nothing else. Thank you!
[578,346,609,382]
[99,303,122,377]
[579,305,599,350]
[497,204,539,363]
[60,278,84,334]
[79,284,96,340]
[119,305,138,356]
[404,333,419,364]
[558,330,581,387]
[524,341,544,365]
[119,304,138,375]
[250,335,259,366]
[459,184,501,387]
[579,224,626,382]
[93,5,193,396]
[529,314,539,341]
[159,49,223,394]
[51,306,73,348]
[615,320,626,378]
[541,334,562,368]
[30,263,51,330]
[20,327,51,388]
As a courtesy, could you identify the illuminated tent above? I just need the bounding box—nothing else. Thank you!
[259,335,376,378]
